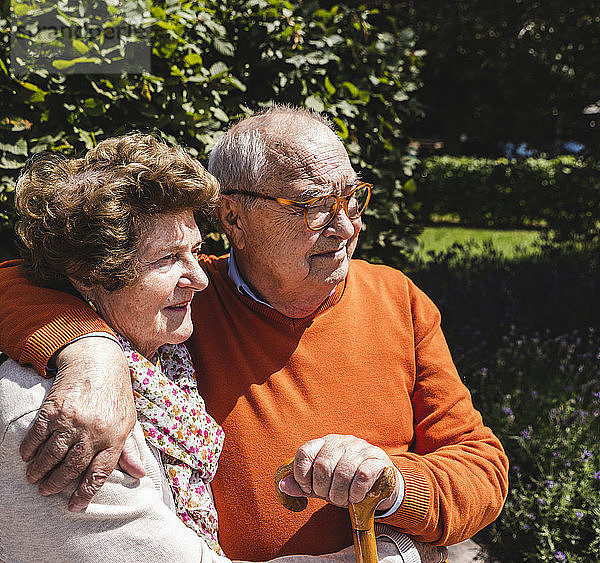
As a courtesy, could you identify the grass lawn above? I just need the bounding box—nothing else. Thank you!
[415,225,542,260]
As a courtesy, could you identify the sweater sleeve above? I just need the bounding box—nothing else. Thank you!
[378,278,509,546]
[0,260,112,376]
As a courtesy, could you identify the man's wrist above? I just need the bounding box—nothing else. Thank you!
[375,467,405,518]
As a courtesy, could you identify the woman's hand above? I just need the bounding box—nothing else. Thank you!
[19,336,143,511]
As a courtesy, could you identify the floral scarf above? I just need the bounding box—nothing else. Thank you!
[116,334,225,554]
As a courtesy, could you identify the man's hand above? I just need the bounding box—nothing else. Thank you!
[19,337,143,512]
[278,434,400,511]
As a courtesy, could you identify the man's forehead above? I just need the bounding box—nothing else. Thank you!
[263,129,356,196]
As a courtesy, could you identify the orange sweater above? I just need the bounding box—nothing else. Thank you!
[0,257,508,559]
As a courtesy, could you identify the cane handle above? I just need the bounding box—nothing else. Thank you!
[274,462,397,563]
[274,461,396,521]
[349,465,397,530]
[274,458,308,512]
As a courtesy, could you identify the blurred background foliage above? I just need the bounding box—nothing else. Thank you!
[0,0,424,262]
[417,155,600,239]
[406,238,600,561]
[399,0,600,157]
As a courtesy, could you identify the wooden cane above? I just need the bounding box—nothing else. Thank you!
[274,460,396,563]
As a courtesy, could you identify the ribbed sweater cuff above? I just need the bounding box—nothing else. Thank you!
[20,308,114,376]
[379,461,430,530]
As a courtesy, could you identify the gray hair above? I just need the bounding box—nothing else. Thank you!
[208,128,267,196]
[208,106,334,209]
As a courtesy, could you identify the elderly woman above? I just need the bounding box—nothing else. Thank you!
[0,133,233,562]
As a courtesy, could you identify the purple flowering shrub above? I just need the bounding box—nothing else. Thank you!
[473,329,600,561]
[407,239,600,561]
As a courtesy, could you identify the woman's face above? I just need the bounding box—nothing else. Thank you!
[90,210,208,359]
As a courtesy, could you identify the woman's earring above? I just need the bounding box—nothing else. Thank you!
[86,300,98,313]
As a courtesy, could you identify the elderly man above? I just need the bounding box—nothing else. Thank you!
[0,107,508,560]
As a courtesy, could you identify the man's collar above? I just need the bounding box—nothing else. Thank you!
[227,250,340,310]
[227,251,274,308]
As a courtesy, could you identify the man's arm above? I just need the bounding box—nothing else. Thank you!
[279,278,508,546]
[376,279,509,544]
[0,260,140,509]
[0,260,113,372]
[22,337,142,511]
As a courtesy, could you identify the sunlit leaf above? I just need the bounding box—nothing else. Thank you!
[305,95,324,112]
[72,39,89,54]
[213,38,234,57]
[342,81,358,97]
[209,62,228,76]
[333,117,348,139]
[52,57,101,70]
[184,53,203,66]
[324,76,336,95]
[0,140,27,156]
[212,107,228,122]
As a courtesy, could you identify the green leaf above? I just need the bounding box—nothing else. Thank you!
[12,3,30,16]
[17,81,46,94]
[0,139,27,156]
[225,76,247,92]
[76,129,97,149]
[52,57,101,70]
[212,107,228,122]
[213,38,234,57]
[342,81,359,97]
[155,20,179,30]
[324,76,336,95]
[333,118,349,139]
[150,6,166,18]
[209,62,228,76]
[72,39,89,55]
[402,178,417,195]
[184,53,203,66]
[16,81,47,103]
[0,155,25,169]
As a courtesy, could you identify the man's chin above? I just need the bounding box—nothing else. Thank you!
[318,259,350,286]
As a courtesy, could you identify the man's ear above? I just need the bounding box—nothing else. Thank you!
[216,196,246,251]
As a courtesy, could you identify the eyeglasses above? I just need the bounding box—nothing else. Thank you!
[223,181,373,231]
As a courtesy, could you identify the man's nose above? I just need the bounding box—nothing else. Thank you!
[178,258,209,292]
[323,203,359,239]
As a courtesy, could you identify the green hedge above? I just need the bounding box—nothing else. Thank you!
[0,0,424,264]
[417,156,600,239]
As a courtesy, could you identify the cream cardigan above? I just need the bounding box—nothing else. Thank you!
[0,358,231,563]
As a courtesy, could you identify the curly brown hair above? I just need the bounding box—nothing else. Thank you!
[16,133,220,291]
